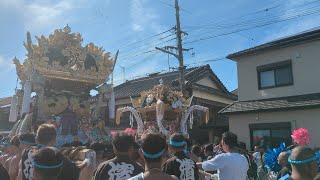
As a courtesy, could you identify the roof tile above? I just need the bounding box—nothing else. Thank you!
[114,65,232,99]
[219,93,320,114]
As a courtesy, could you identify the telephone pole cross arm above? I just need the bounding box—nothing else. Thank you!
[156,0,191,97]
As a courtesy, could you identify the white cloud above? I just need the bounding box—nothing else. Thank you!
[0,0,85,33]
[0,55,15,72]
[260,0,320,43]
[25,1,76,32]
[132,23,143,32]
[130,0,159,32]
[261,15,320,44]
[280,0,315,19]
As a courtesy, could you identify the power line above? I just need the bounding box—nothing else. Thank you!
[159,1,191,14]
[117,27,175,49]
[113,56,228,86]
[118,33,176,56]
[180,0,320,44]
[178,0,319,44]
[184,6,320,44]
[113,51,160,79]
[185,57,227,66]
[184,0,320,30]
[118,50,157,61]
[118,36,176,60]
[161,0,263,42]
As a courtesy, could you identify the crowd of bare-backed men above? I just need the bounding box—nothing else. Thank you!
[0,123,319,180]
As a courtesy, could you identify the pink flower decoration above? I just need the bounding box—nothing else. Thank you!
[125,128,135,136]
[111,131,116,136]
[291,128,311,145]
[253,136,263,143]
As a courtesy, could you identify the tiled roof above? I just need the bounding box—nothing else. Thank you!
[207,115,229,127]
[219,93,320,114]
[227,27,320,59]
[114,64,233,99]
[231,89,238,96]
[0,97,12,107]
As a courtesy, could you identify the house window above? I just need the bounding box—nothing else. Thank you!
[257,60,293,89]
[249,122,291,150]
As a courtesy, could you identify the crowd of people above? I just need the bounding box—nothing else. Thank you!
[0,123,319,180]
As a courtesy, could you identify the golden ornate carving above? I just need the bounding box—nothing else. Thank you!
[70,97,90,117]
[131,83,192,110]
[14,25,118,85]
[13,57,29,82]
[43,95,68,116]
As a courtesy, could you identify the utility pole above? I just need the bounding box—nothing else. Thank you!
[156,0,191,97]
[175,0,185,96]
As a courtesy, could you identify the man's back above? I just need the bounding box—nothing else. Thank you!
[129,171,179,180]
[162,151,199,180]
[202,153,249,180]
[21,147,80,180]
[8,155,20,180]
[92,156,144,180]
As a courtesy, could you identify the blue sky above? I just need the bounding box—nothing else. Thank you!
[0,0,320,98]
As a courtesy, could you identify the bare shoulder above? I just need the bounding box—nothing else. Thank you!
[5,157,12,164]
[11,156,18,162]
[171,175,179,180]
[154,174,179,180]
[161,173,178,180]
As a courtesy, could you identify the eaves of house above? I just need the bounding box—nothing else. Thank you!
[219,93,320,115]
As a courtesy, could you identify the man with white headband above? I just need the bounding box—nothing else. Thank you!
[162,133,199,180]
[279,146,318,180]
[129,133,178,180]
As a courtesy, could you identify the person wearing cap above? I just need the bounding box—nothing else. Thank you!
[197,132,249,180]
[279,146,318,180]
[129,133,178,180]
[162,133,199,180]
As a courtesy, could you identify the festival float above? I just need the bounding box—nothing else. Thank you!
[116,79,209,139]
[9,25,118,146]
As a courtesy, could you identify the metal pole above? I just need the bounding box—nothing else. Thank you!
[175,0,186,96]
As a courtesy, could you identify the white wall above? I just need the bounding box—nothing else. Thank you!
[236,40,320,101]
[193,90,234,105]
[229,108,320,149]
[195,76,220,90]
